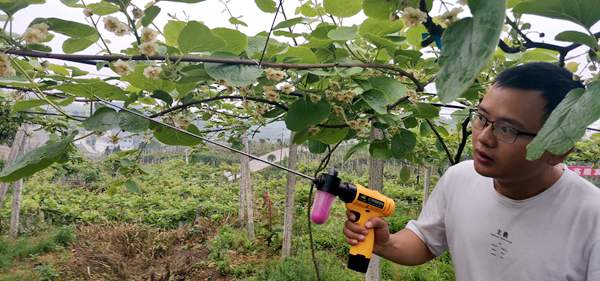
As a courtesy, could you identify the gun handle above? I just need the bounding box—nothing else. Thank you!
[347,208,377,273]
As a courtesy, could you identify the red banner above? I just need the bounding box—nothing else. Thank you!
[568,166,600,177]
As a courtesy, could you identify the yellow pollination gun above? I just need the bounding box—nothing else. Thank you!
[310,168,395,273]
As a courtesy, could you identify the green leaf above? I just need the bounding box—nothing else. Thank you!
[86,1,120,15]
[324,0,361,17]
[141,6,161,27]
[11,99,48,113]
[368,76,406,101]
[436,0,506,103]
[204,63,263,87]
[412,103,439,118]
[229,17,248,27]
[124,179,141,193]
[297,2,318,17]
[369,139,392,159]
[343,141,368,161]
[83,107,119,132]
[313,127,349,144]
[308,140,327,154]
[153,123,203,146]
[26,43,51,52]
[520,48,559,62]
[178,21,226,53]
[361,86,403,114]
[45,18,96,37]
[118,110,149,133]
[0,132,74,182]
[405,24,428,49]
[62,34,99,53]
[327,26,357,41]
[56,80,128,100]
[555,31,598,50]
[164,20,186,47]
[0,0,45,16]
[212,28,248,55]
[151,90,173,105]
[274,17,304,30]
[513,0,600,29]
[121,65,175,92]
[526,81,600,160]
[359,18,403,36]
[255,0,277,13]
[391,129,417,159]
[285,99,331,131]
[363,0,398,19]
[280,46,318,63]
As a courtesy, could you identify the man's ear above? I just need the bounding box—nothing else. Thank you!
[545,147,574,166]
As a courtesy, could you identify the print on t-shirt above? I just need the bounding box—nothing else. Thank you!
[489,228,512,259]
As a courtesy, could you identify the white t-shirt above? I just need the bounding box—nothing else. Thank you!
[406,160,600,281]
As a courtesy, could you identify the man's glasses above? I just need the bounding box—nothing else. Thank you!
[470,111,537,144]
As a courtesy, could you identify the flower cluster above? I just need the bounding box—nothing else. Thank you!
[103,16,129,36]
[335,90,355,103]
[308,126,320,136]
[83,8,93,17]
[140,27,160,56]
[406,89,418,103]
[143,65,161,80]
[265,68,287,82]
[346,118,370,136]
[280,82,295,94]
[308,93,322,103]
[0,53,16,77]
[401,7,427,27]
[132,7,144,19]
[332,105,345,117]
[113,59,133,76]
[263,86,280,102]
[23,23,50,44]
[434,7,463,28]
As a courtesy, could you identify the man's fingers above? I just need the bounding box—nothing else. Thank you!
[343,224,366,241]
[345,219,368,235]
[345,210,356,221]
[364,217,387,229]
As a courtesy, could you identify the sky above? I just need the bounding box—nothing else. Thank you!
[8,0,600,132]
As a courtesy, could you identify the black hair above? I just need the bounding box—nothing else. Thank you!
[493,62,585,118]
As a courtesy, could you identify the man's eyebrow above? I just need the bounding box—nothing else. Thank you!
[476,106,527,129]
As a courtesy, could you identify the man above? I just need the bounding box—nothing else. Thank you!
[343,62,600,280]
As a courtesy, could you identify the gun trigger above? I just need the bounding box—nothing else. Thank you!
[349,210,360,223]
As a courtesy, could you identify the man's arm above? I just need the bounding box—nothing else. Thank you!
[374,228,436,266]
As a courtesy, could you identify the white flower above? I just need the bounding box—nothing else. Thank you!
[0,53,15,77]
[280,82,295,94]
[113,59,133,76]
[436,7,463,28]
[401,7,427,27]
[143,66,162,80]
[83,8,93,17]
[457,0,468,5]
[103,16,129,36]
[141,27,159,42]
[139,41,158,56]
[23,23,50,44]
[132,7,144,19]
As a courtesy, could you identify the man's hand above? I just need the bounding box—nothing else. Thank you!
[343,210,436,266]
[343,210,390,248]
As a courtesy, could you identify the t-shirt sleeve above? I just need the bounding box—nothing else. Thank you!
[405,167,452,257]
[588,241,600,281]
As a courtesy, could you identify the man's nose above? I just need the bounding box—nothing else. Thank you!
[477,123,497,147]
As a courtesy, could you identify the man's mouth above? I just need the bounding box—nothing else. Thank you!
[474,149,494,164]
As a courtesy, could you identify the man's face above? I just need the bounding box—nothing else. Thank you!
[471,86,548,181]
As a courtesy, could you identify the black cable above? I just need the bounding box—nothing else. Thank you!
[258,0,283,65]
